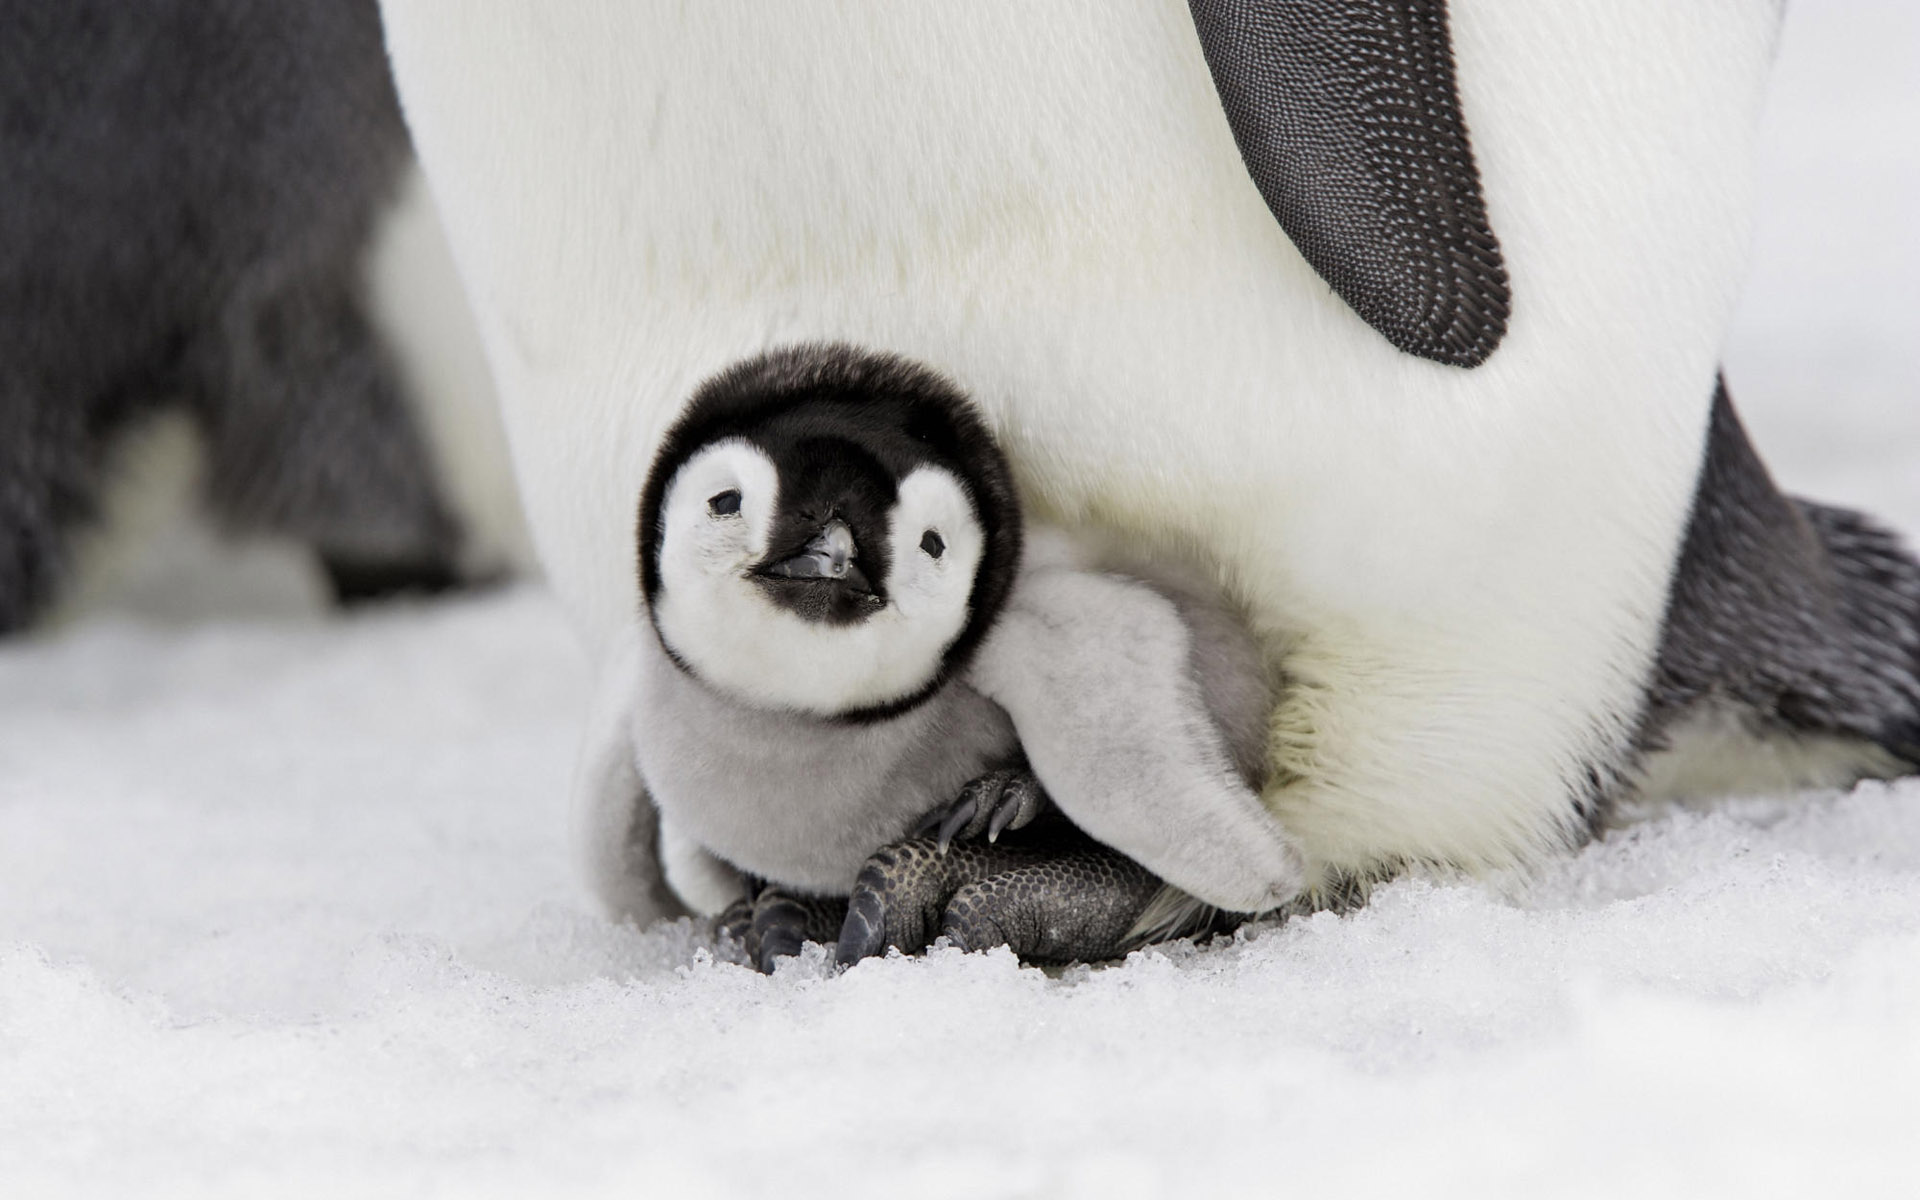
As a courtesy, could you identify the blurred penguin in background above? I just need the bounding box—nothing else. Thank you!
[0,0,529,632]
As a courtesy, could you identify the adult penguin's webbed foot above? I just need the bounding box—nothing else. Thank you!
[914,766,1051,850]
[937,847,1166,962]
[713,892,756,946]
[835,823,1169,967]
[834,837,1037,965]
[715,883,848,974]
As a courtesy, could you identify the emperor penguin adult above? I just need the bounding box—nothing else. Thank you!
[379,1,1920,921]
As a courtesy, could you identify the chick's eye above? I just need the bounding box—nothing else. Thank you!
[920,529,945,559]
[708,489,741,516]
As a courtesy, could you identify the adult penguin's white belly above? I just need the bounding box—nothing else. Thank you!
[381,1,1781,898]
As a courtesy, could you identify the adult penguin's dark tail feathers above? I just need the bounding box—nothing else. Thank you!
[1638,376,1920,784]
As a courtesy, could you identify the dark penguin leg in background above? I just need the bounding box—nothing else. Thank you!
[0,382,111,633]
[1638,377,1920,777]
[0,318,182,634]
[188,251,466,605]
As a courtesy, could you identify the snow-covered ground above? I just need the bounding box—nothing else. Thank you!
[4,2,1917,1195]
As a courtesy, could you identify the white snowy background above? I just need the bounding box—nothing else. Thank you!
[3,2,1917,1196]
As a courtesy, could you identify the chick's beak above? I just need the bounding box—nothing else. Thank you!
[761,519,865,587]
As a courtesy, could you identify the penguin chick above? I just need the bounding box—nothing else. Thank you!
[628,344,1303,969]
[633,343,1027,904]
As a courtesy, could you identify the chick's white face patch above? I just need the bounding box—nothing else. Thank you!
[654,440,779,588]
[886,464,984,631]
[652,452,984,716]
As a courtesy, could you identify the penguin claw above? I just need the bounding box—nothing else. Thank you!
[712,892,757,947]
[724,885,848,974]
[836,888,889,966]
[921,767,1051,854]
[935,795,979,854]
[985,772,1046,842]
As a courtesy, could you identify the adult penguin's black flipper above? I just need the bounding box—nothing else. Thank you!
[1186,0,1510,367]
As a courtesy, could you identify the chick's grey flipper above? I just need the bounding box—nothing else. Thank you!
[966,568,1303,913]
[1641,379,1920,775]
[1186,0,1510,366]
[577,626,690,926]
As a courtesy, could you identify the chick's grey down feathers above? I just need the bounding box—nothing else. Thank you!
[632,621,1021,897]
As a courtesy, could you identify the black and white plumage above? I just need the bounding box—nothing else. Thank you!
[621,345,1301,950]
[385,0,1920,925]
[638,347,1022,724]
